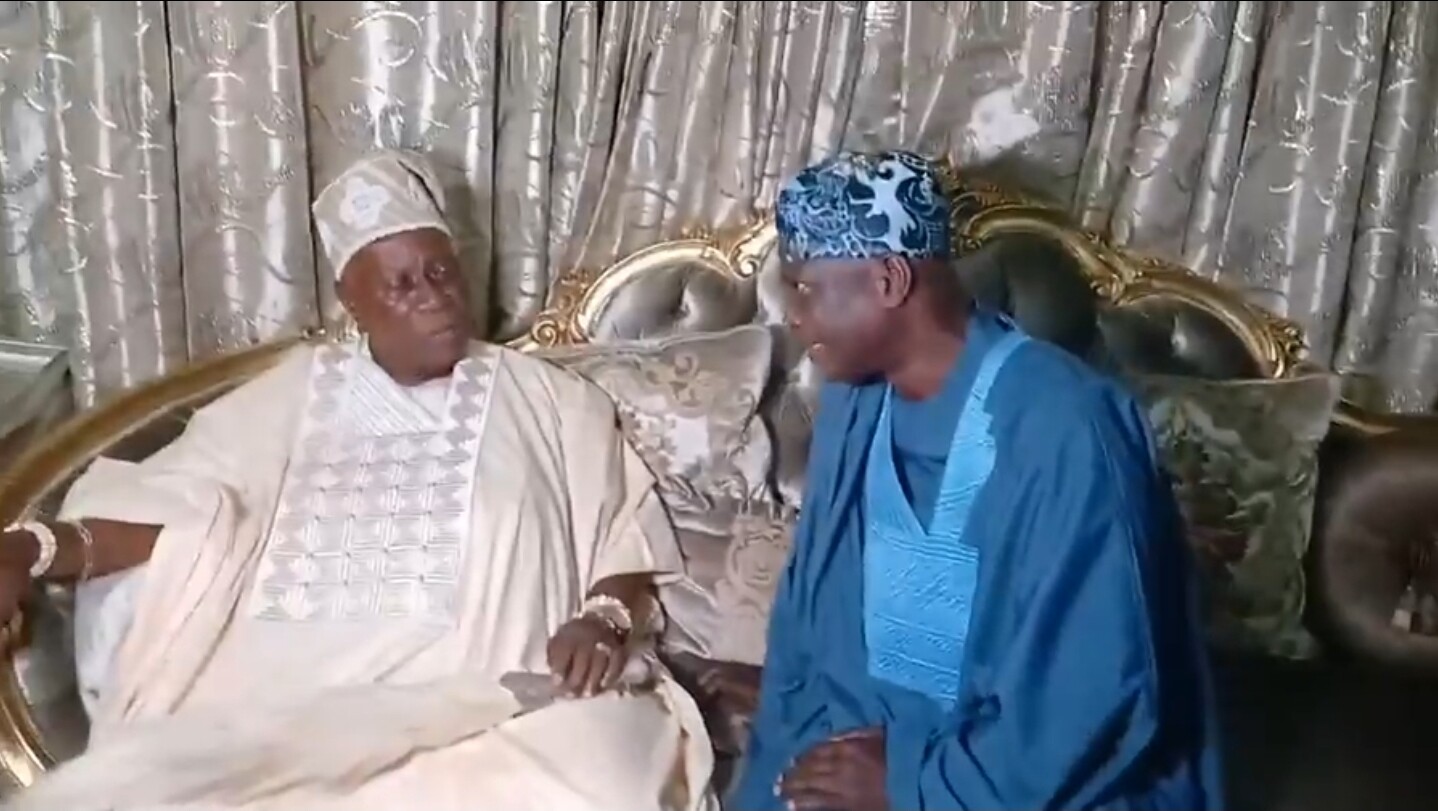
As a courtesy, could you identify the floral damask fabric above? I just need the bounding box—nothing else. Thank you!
[711,509,796,666]
[657,521,729,660]
[656,500,796,666]
[540,324,776,514]
[1129,372,1342,659]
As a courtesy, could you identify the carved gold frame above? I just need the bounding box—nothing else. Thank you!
[0,164,1400,789]
[516,219,776,351]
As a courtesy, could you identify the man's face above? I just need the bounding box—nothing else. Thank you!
[780,257,893,384]
[339,227,473,382]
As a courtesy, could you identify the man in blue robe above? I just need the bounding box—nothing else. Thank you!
[726,151,1226,810]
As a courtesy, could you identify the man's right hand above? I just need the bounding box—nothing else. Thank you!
[698,660,763,718]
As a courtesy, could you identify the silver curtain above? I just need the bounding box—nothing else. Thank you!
[1,1,1435,410]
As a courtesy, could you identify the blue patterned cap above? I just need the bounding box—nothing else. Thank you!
[775,150,952,265]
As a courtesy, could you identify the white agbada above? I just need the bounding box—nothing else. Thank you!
[5,338,715,811]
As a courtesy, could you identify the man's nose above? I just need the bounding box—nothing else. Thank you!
[413,276,447,308]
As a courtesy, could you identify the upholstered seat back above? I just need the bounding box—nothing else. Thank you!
[546,171,1301,505]
[958,237,1267,380]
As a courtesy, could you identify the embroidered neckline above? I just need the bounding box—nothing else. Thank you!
[246,341,500,626]
[862,329,1028,707]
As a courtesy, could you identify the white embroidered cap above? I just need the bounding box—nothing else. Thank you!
[311,149,453,279]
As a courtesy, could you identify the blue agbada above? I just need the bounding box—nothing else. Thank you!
[738,149,1224,809]
[731,309,1226,810]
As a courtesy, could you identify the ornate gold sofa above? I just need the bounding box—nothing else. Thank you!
[1,169,1436,809]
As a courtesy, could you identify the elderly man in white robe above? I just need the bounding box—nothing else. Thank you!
[0,150,716,811]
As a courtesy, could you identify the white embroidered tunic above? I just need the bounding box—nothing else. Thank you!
[186,341,516,703]
[246,341,496,626]
[53,339,714,811]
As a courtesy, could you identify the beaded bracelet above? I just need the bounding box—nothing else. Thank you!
[579,594,634,639]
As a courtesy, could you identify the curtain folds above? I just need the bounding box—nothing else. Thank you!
[1,1,1435,410]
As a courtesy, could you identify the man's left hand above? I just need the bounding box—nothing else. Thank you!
[779,726,889,811]
[546,616,626,697]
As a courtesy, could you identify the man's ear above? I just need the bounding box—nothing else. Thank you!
[334,274,356,318]
[875,256,914,308]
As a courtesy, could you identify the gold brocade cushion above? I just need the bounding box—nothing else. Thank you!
[711,508,795,665]
[657,500,796,664]
[539,324,778,514]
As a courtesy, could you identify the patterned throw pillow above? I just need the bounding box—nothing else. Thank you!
[539,325,777,511]
[656,520,729,660]
[656,502,796,664]
[1129,372,1342,659]
[711,510,796,665]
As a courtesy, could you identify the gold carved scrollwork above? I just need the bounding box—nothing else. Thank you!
[932,156,1307,379]
[521,219,775,350]
[521,266,604,349]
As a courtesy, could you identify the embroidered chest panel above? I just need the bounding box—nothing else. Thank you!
[862,329,1027,707]
[246,343,498,625]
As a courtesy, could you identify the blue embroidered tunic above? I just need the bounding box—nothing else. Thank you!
[733,310,1225,811]
[863,328,1025,707]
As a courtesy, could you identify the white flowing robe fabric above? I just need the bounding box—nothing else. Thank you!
[4,342,715,811]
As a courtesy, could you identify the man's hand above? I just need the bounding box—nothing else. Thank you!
[0,561,29,628]
[545,615,627,697]
[697,660,763,717]
[0,531,36,628]
[780,727,889,811]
